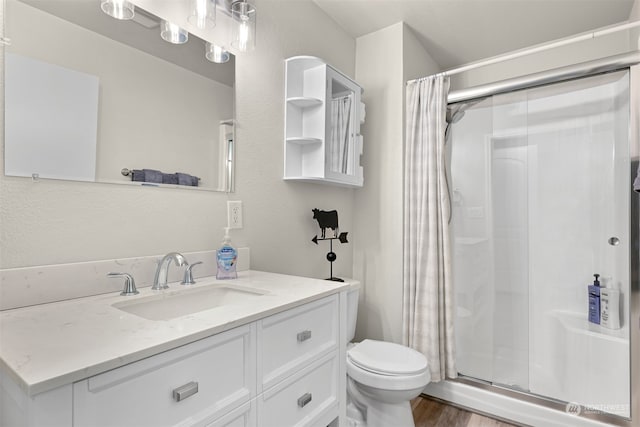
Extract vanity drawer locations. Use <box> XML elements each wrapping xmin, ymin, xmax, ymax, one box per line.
<box><xmin>258</xmin><ymin>295</ymin><xmax>338</xmax><ymax>390</ymax></box>
<box><xmin>205</xmin><ymin>400</ymin><xmax>256</xmax><ymax>427</ymax></box>
<box><xmin>73</xmin><ymin>324</ymin><xmax>256</xmax><ymax>427</ymax></box>
<box><xmin>257</xmin><ymin>352</ymin><xmax>338</xmax><ymax>427</ymax></box>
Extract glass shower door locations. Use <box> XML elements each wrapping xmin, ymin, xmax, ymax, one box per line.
<box><xmin>450</xmin><ymin>90</ymin><xmax>531</xmax><ymax>392</ymax></box>
<box><xmin>450</xmin><ymin>70</ymin><xmax>631</xmax><ymax>417</ymax></box>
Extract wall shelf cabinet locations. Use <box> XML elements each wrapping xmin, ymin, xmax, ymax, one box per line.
<box><xmin>284</xmin><ymin>56</ymin><xmax>364</xmax><ymax>187</ymax></box>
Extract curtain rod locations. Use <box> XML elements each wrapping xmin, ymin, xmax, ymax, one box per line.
<box><xmin>448</xmin><ymin>51</ymin><xmax>640</xmax><ymax>104</ymax></box>
<box><xmin>408</xmin><ymin>20</ymin><xmax>640</xmax><ymax>84</ymax></box>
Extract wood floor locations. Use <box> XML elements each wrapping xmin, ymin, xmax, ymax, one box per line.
<box><xmin>412</xmin><ymin>395</ymin><xmax>519</xmax><ymax>427</ymax></box>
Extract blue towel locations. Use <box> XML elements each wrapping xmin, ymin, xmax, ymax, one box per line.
<box><xmin>177</xmin><ymin>172</ymin><xmax>199</xmax><ymax>187</ymax></box>
<box><xmin>131</xmin><ymin>169</ymin><xmax>145</xmax><ymax>182</ymax></box>
<box><xmin>142</xmin><ymin>169</ymin><xmax>163</xmax><ymax>183</ymax></box>
<box><xmin>162</xmin><ymin>173</ymin><xmax>178</xmax><ymax>185</ymax></box>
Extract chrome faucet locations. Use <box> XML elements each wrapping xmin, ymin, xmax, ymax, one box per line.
<box><xmin>152</xmin><ymin>252</ymin><xmax>187</xmax><ymax>290</ymax></box>
<box><xmin>181</xmin><ymin>261</ymin><xmax>203</xmax><ymax>285</ymax></box>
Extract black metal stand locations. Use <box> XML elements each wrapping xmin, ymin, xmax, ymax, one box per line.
<box><xmin>312</xmin><ymin>232</ymin><xmax>349</xmax><ymax>282</ymax></box>
<box><xmin>325</xmin><ymin>239</ymin><xmax>344</xmax><ymax>282</ymax></box>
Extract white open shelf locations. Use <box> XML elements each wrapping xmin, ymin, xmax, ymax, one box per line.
<box><xmin>286</xmin><ymin>137</ymin><xmax>322</xmax><ymax>145</ymax></box>
<box><xmin>287</xmin><ymin>97</ymin><xmax>323</xmax><ymax>108</ymax></box>
<box><xmin>283</xmin><ymin>56</ymin><xmax>364</xmax><ymax>188</ymax></box>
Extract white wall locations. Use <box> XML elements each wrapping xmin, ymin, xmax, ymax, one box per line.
<box><xmin>632</xmin><ymin>0</ymin><xmax>640</xmax><ymax>49</ymax></box>
<box><xmin>0</xmin><ymin>0</ymin><xmax>357</xmax><ymax>284</ymax></box>
<box><xmin>450</xmin><ymin>30</ymin><xmax>633</xmax><ymax>91</ymax></box>
<box><xmin>352</xmin><ymin>23</ymin><xmax>440</xmax><ymax>343</ymax></box>
<box><xmin>633</xmin><ymin>0</ymin><xmax>640</xmax><ymax>163</ymax></box>
<box><xmin>234</xmin><ymin>0</ymin><xmax>356</xmax><ymax>279</ymax></box>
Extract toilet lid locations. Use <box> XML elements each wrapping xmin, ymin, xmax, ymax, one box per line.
<box><xmin>347</xmin><ymin>339</ymin><xmax>428</xmax><ymax>376</ymax></box>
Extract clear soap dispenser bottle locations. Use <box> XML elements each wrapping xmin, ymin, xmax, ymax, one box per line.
<box><xmin>216</xmin><ymin>227</ymin><xmax>238</xmax><ymax>280</ymax></box>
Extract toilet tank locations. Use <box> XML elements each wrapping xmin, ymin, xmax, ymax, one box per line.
<box><xmin>347</xmin><ymin>282</ymin><xmax>360</xmax><ymax>343</ymax></box>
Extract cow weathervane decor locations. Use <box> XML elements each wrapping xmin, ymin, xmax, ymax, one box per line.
<box><xmin>311</xmin><ymin>209</ymin><xmax>349</xmax><ymax>282</ymax></box>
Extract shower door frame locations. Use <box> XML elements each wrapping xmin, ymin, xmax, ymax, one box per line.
<box><xmin>442</xmin><ymin>55</ymin><xmax>640</xmax><ymax>427</ymax></box>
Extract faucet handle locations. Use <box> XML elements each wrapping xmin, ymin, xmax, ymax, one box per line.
<box><xmin>181</xmin><ymin>262</ymin><xmax>203</xmax><ymax>286</ymax></box>
<box><xmin>108</xmin><ymin>272</ymin><xmax>139</xmax><ymax>296</ymax></box>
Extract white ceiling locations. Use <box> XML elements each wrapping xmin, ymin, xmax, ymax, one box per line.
<box><xmin>312</xmin><ymin>0</ymin><xmax>636</xmax><ymax>70</ymax></box>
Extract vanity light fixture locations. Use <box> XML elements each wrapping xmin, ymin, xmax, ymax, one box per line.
<box><xmin>100</xmin><ymin>0</ymin><xmax>134</xmax><ymax>20</ymax></box>
<box><xmin>205</xmin><ymin>42</ymin><xmax>230</xmax><ymax>63</ymax></box>
<box><xmin>188</xmin><ymin>0</ymin><xmax>216</xmax><ymax>29</ymax></box>
<box><xmin>230</xmin><ymin>0</ymin><xmax>256</xmax><ymax>52</ymax></box>
<box><xmin>160</xmin><ymin>20</ymin><xmax>189</xmax><ymax>44</ymax></box>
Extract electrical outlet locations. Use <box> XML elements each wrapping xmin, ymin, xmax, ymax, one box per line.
<box><xmin>227</xmin><ymin>200</ymin><xmax>243</xmax><ymax>229</ymax></box>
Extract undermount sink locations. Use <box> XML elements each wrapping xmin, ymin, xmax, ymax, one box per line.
<box><xmin>112</xmin><ymin>284</ymin><xmax>269</xmax><ymax>321</ymax></box>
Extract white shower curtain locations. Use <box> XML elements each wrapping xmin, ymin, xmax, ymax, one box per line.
<box><xmin>330</xmin><ymin>95</ymin><xmax>353</xmax><ymax>174</ymax></box>
<box><xmin>403</xmin><ymin>75</ymin><xmax>456</xmax><ymax>382</ymax></box>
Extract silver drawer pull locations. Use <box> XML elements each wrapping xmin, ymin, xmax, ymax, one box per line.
<box><xmin>173</xmin><ymin>381</ymin><xmax>198</xmax><ymax>402</ymax></box>
<box><xmin>297</xmin><ymin>330</ymin><xmax>312</xmax><ymax>342</ymax></box>
<box><xmin>297</xmin><ymin>392</ymin><xmax>312</xmax><ymax>408</ymax></box>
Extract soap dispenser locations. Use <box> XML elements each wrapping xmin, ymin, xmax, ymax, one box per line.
<box><xmin>216</xmin><ymin>227</ymin><xmax>238</xmax><ymax>280</ymax></box>
<box><xmin>588</xmin><ymin>274</ymin><xmax>601</xmax><ymax>324</ymax></box>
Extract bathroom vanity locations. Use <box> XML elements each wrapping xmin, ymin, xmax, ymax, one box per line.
<box><xmin>0</xmin><ymin>271</ymin><xmax>351</xmax><ymax>427</ymax></box>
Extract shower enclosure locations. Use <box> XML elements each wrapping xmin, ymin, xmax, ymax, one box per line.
<box><xmin>449</xmin><ymin>69</ymin><xmax>633</xmax><ymax>420</ymax></box>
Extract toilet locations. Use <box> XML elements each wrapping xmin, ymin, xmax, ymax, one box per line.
<box><xmin>346</xmin><ymin>284</ymin><xmax>431</xmax><ymax>427</ymax></box>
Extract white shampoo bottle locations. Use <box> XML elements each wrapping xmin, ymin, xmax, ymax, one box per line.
<box><xmin>600</xmin><ymin>287</ymin><xmax>621</xmax><ymax>330</ymax></box>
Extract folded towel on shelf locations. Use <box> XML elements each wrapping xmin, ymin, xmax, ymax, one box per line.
<box><xmin>162</xmin><ymin>173</ymin><xmax>178</xmax><ymax>185</ymax></box>
<box><xmin>177</xmin><ymin>172</ymin><xmax>199</xmax><ymax>186</ymax></box>
<box><xmin>142</xmin><ymin>169</ymin><xmax>163</xmax><ymax>183</ymax></box>
<box><xmin>127</xmin><ymin>168</ymin><xmax>199</xmax><ymax>186</ymax></box>
<box><xmin>131</xmin><ymin>169</ymin><xmax>145</xmax><ymax>182</ymax></box>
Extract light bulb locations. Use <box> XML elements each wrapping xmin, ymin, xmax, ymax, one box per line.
<box><xmin>160</xmin><ymin>20</ymin><xmax>188</xmax><ymax>44</ymax></box>
<box><xmin>238</xmin><ymin>19</ymin><xmax>249</xmax><ymax>52</ymax></box>
<box><xmin>101</xmin><ymin>0</ymin><xmax>134</xmax><ymax>20</ymax></box>
<box><xmin>205</xmin><ymin>42</ymin><xmax>230</xmax><ymax>63</ymax></box>
<box><xmin>231</xmin><ymin>1</ymin><xmax>256</xmax><ymax>52</ymax></box>
<box><xmin>188</xmin><ymin>0</ymin><xmax>215</xmax><ymax>30</ymax></box>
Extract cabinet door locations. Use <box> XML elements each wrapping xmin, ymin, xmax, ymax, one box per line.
<box><xmin>258</xmin><ymin>295</ymin><xmax>338</xmax><ymax>391</ymax></box>
<box><xmin>205</xmin><ymin>400</ymin><xmax>256</xmax><ymax>427</ymax></box>
<box><xmin>324</xmin><ymin>66</ymin><xmax>362</xmax><ymax>186</ymax></box>
<box><xmin>73</xmin><ymin>325</ymin><xmax>256</xmax><ymax>427</ymax></box>
<box><xmin>257</xmin><ymin>352</ymin><xmax>338</xmax><ymax>427</ymax></box>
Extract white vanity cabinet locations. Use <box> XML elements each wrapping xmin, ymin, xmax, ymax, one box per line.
<box><xmin>283</xmin><ymin>56</ymin><xmax>364</xmax><ymax>187</ymax></box>
<box><xmin>1</xmin><ymin>292</ymin><xmax>344</xmax><ymax>427</ymax></box>
<box><xmin>73</xmin><ymin>325</ymin><xmax>256</xmax><ymax>427</ymax></box>
<box><xmin>257</xmin><ymin>295</ymin><xmax>340</xmax><ymax>427</ymax></box>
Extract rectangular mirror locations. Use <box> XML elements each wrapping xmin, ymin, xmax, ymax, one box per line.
<box><xmin>4</xmin><ymin>0</ymin><xmax>235</xmax><ymax>192</ymax></box>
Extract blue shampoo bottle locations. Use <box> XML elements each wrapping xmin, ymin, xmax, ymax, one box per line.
<box><xmin>588</xmin><ymin>273</ymin><xmax>601</xmax><ymax>324</ymax></box>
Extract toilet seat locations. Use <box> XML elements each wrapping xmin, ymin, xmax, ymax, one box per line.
<box><xmin>346</xmin><ymin>340</ymin><xmax>431</xmax><ymax>391</ymax></box>
<box><xmin>348</xmin><ymin>340</ymin><xmax>428</xmax><ymax>376</ymax></box>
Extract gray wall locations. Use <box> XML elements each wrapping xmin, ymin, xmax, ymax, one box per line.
<box><xmin>353</xmin><ymin>23</ymin><xmax>440</xmax><ymax>344</ymax></box>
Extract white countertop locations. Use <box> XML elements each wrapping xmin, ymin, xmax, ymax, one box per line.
<box><xmin>0</xmin><ymin>270</ymin><xmax>351</xmax><ymax>396</ymax></box>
